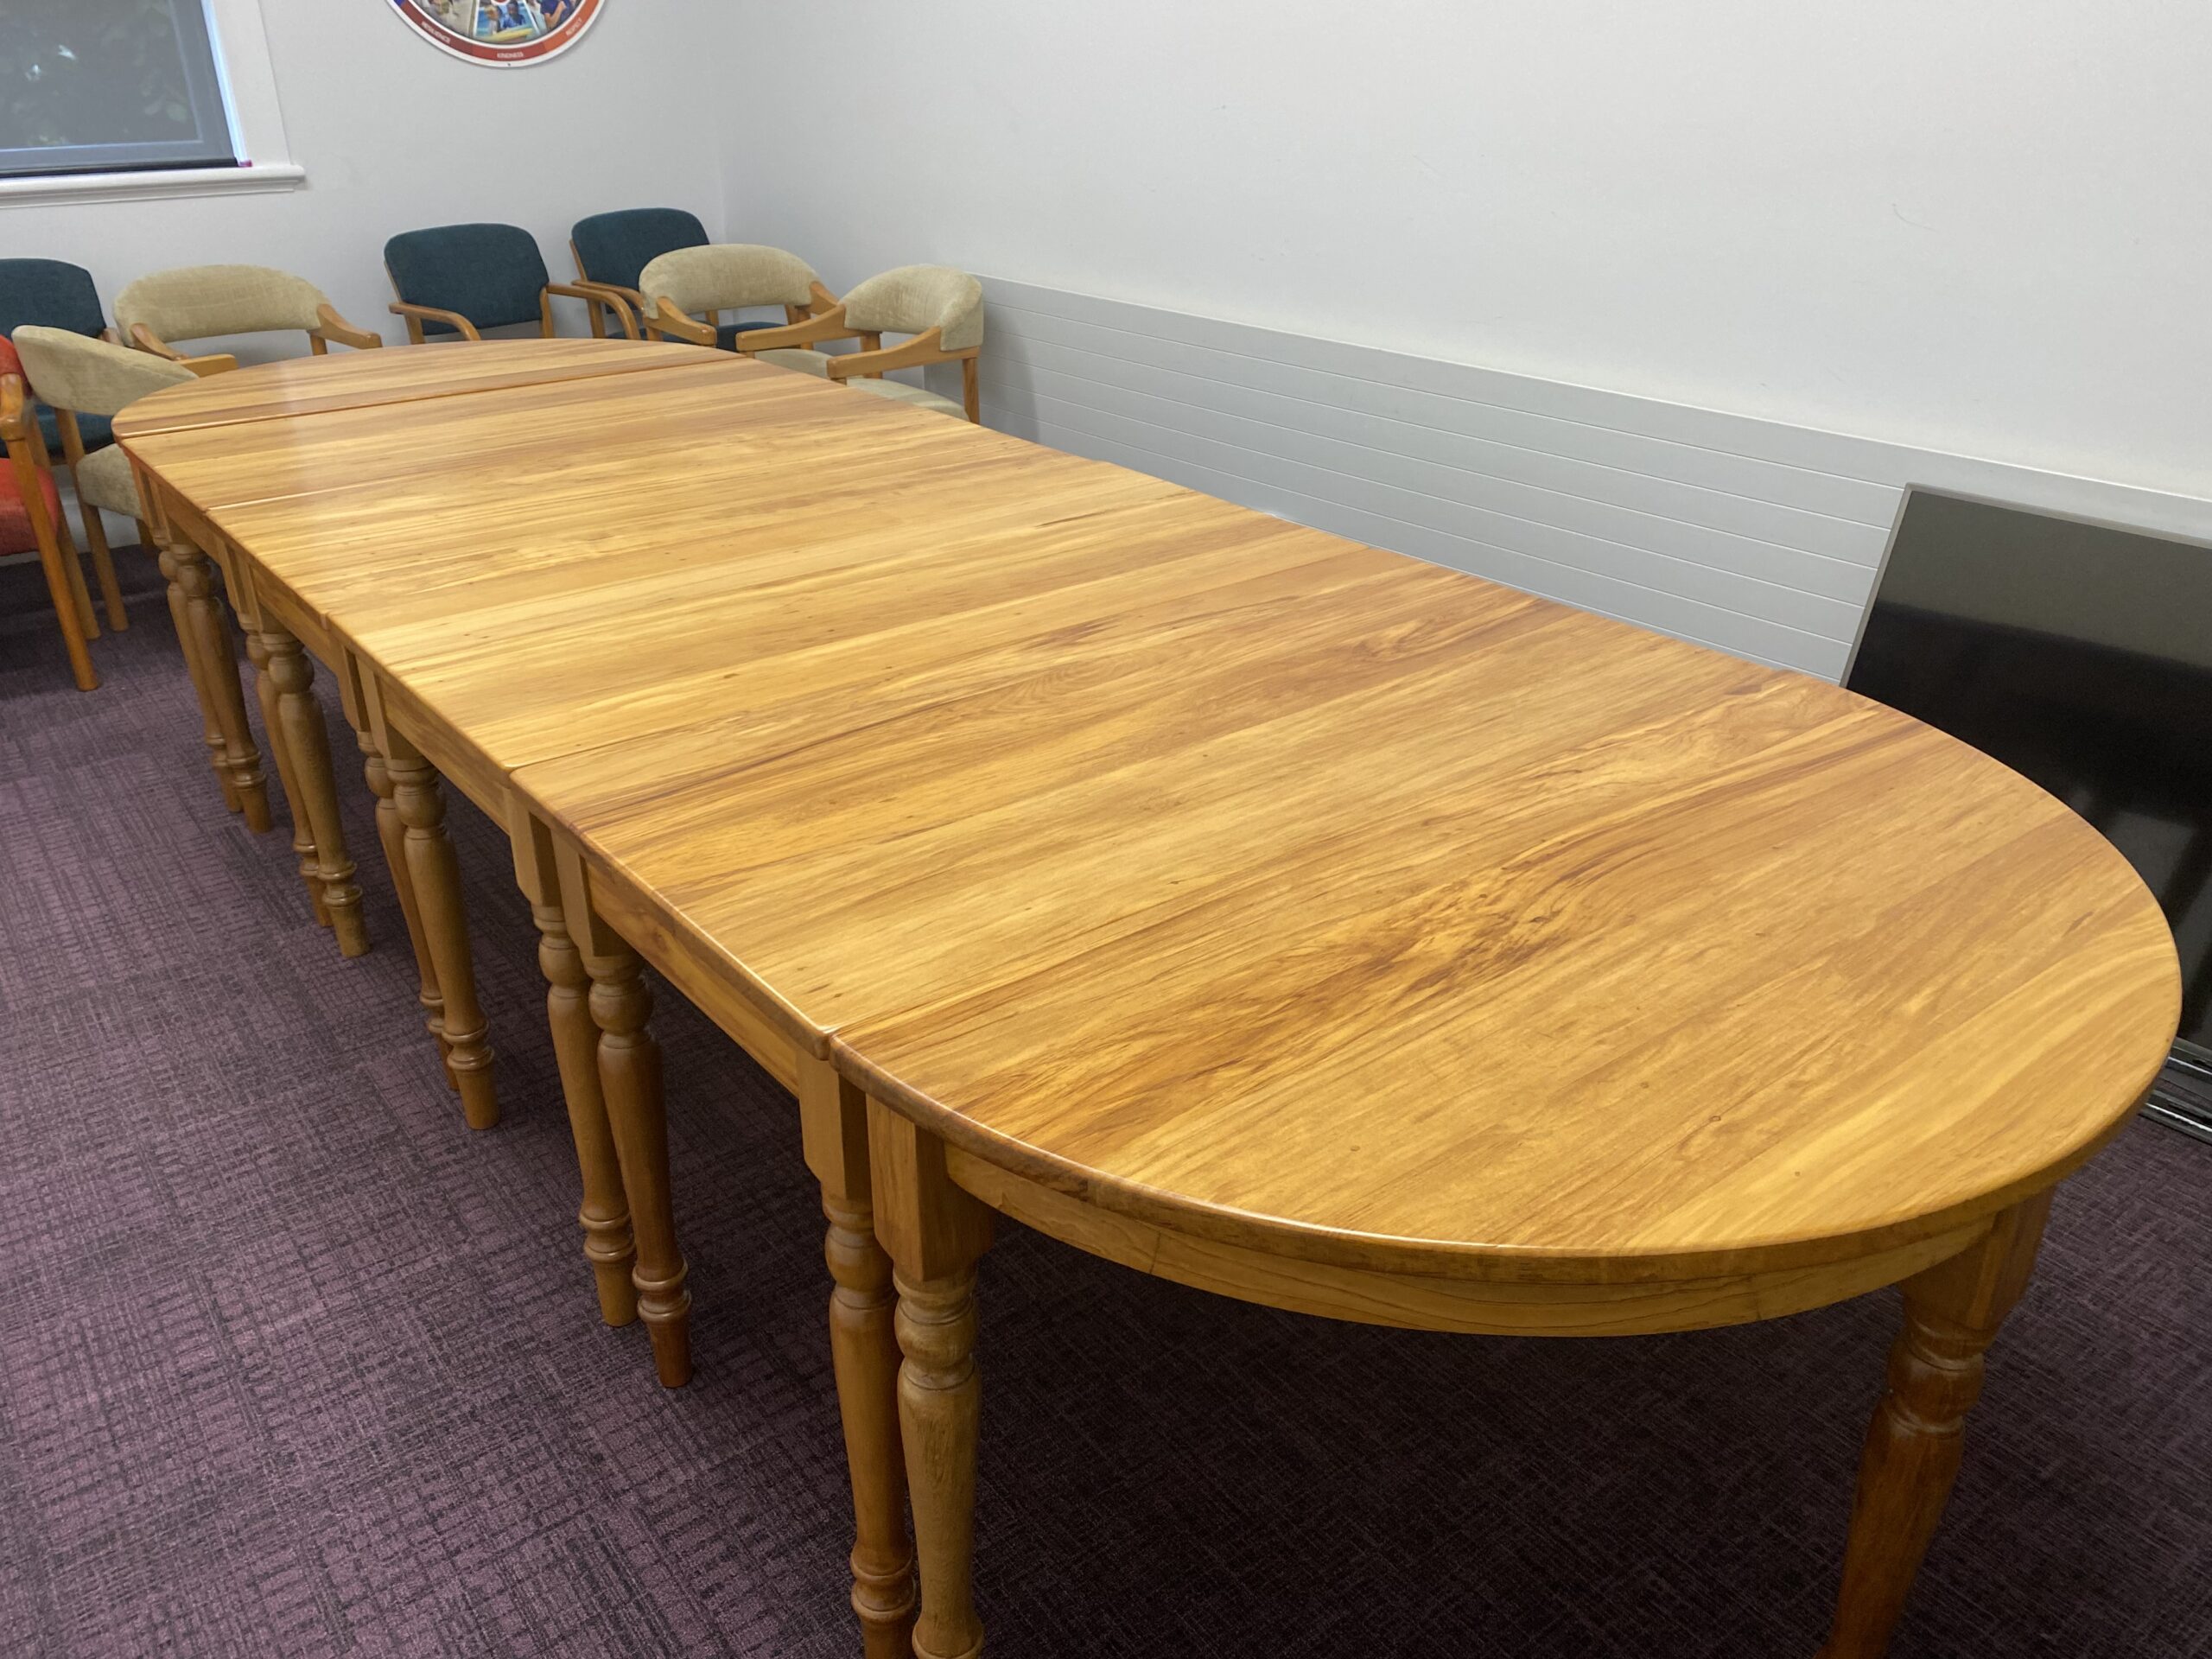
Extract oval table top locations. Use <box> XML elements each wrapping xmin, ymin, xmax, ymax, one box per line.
<box><xmin>123</xmin><ymin>341</ymin><xmax>2183</xmax><ymax>1288</ymax></box>
<box><xmin>530</xmin><ymin>531</ymin><xmax>2180</xmax><ymax>1285</ymax></box>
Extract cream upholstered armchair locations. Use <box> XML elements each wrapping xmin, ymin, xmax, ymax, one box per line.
<box><xmin>732</xmin><ymin>264</ymin><xmax>983</xmax><ymax>422</ymax></box>
<box><xmin>115</xmin><ymin>264</ymin><xmax>381</xmax><ymax>372</ymax></box>
<box><xmin>10</xmin><ymin>326</ymin><xmax>197</xmax><ymax>638</ymax></box>
<box><xmin>636</xmin><ymin>244</ymin><xmax>840</xmax><ymax>354</ymax></box>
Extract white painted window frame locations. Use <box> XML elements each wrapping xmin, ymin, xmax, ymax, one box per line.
<box><xmin>0</xmin><ymin>0</ymin><xmax>303</xmax><ymax>208</ymax></box>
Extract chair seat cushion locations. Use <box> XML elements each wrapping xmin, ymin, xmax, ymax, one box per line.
<box><xmin>715</xmin><ymin>320</ymin><xmax>779</xmax><ymax>351</ymax></box>
<box><xmin>753</xmin><ymin>347</ymin><xmax>832</xmax><ymax>377</ymax></box>
<box><xmin>37</xmin><ymin>404</ymin><xmax>111</xmax><ymax>457</ymax></box>
<box><xmin>72</xmin><ymin>443</ymin><xmax>142</xmax><ymax>517</ymax></box>
<box><xmin>847</xmin><ymin>376</ymin><xmax>968</xmax><ymax>420</ymax></box>
<box><xmin>0</xmin><ymin>451</ymin><xmax>65</xmax><ymax>559</ymax></box>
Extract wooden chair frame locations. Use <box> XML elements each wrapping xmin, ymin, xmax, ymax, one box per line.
<box><xmin>48</xmin><ymin>404</ymin><xmax>130</xmax><ymax>632</ymax></box>
<box><xmin>389</xmin><ymin>279</ymin><xmax>639</xmax><ymax>346</ymax></box>
<box><xmin>641</xmin><ymin>281</ymin><xmax>841</xmax><ymax>348</ymax></box>
<box><xmin>1</xmin><ymin>374</ymin><xmax>102</xmax><ymax>690</ymax></box>
<box><xmin>128</xmin><ymin>302</ymin><xmax>382</xmax><ymax>372</ymax></box>
<box><xmin>821</xmin><ymin>324</ymin><xmax>983</xmax><ymax>423</ymax></box>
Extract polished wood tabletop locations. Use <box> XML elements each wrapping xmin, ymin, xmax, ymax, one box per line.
<box><xmin>115</xmin><ymin>336</ymin><xmax>707</xmax><ymax>435</ymax></box>
<box><xmin>119</xmin><ymin>340</ymin><xmax>2183</xmax><ymax>1659</ymax></box>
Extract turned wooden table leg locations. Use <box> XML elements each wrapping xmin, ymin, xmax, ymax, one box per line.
<box><xmin>587</xmin><ymin>941</ymin><xmax>690</xmax><ymax>1383</ymax></box>
<box><xmin>259</xmin><ymin>626</ymin><xmax>368</xmax><ymax>956</ymax></box>
<box><xmin>359</xmin><ymin>732</ymin><xmax>454</xmax><ymax>1087</ymax></box>
<box><xmin>166</xmin><ymin>538</ymin><xmax>268</xmax><ymax>828</ymax></box>
<box><xmin>871</xmin><ymin>1098</ymin><xmax>994</xmax><ymax>1659</ymax></box>
<box><xmin>1818</xmin><ymin>1192</ymin><xmax>2053</xmax><ymax>1659</ymax></box>
<box><xmin>245</xmin><ymin>629</ymin><xmax>330</xmax><ymax>926</ymax></box>
<box><xmin>156</xmin><ymin>543</ymin><xmax>238</xmax><ymax>813</ymax></box>
<box><xmin>383</xmin><ymin>729</ymin><xmax>498</xmax><ymax>1128</ymax></box>
<box><xmin>554</xmin><ymin>839</ymin><xmax>688</xmax><ymax>1385</ymax></box>
<box><xmin>515</xmin><ymin>810</ymin><xmax>638</xmax><ymax>1325</ymax></box>
<box><xmin>538</xmin><ymin>899</ymin><xmax>640</xmax><ymax>1325</ymax></box>
<box><xmin>802</xmin><ymin>1059</ymin><xmax>917</xmax><ymax>1657</ymax></box>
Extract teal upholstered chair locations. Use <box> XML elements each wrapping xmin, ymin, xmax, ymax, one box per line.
<box><xmin>384</xmin><ymin>222</ymin><xmax>635</xmax><ymax>343</ymax></box>
<box><xmin>0</xmin><ymin>258</ymin><xmax>117</xmax><ymax>457</ymax></box>
<box><xmin>569</xmin><ymin>208</ymin><xmax>713</xmax><ymax>341</ymax></box>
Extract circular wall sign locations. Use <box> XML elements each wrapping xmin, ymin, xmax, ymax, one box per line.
<box><xmin>391</xmin><ymin>0</ymin><xmax>604</xmax><ymax>66</ymax></box>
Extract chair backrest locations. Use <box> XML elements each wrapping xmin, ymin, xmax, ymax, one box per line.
<box><xmin>0</xmin><ymin>258</ymin><xmax>106</xmax><ymax>341</ymax></box>
<box><xmin>384</xmin><ymin>223</ymin><xmax>550</xmax><ymax>334</ymax></box>
<box><xmin>12</xmin><ymin>325</ymin><xmax>197</xmax><ymax>419</ymax></box>
<box><xmin>639</xmin><ymin>245</ymin><xmax>818</xmax><ymax>318</ymax></box>
<box><xmin>572</xmin><ymin>208</ymin><xmax>709</xmax><ymax>295</ymax></box>
<box><xmin>115</xmin><ymin>264</ymin><xmax>330</xmax><ymax>346</ymax></box>
<box><xmin>842</xmin><ymin>265</ymin><xmax>983</xmax><ymax>350</ymax></box>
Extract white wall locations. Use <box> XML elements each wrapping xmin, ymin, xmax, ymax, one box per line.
<box><xmin>718</xmin><ymin>0</ymin><xmax>2212</xmax><ymax>504</ymax></box>
<box><xmin>0</xmin><ymin>0</ymin><xmax>728</xmax><ymax>355</ymax></box>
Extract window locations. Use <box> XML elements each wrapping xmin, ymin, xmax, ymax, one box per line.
<box><xmin>0</xmin><ymin>0</ymin><xmax>238</xmax><ymax>180</ymax></box>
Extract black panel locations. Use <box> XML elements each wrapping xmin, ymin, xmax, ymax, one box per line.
<box><xmin>1847</xmin><ymin>490</ymin><xmax>2211</xmax><ymax>1060</ymax></box>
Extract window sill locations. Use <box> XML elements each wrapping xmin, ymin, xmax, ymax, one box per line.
<box><xmin>0</xmin><ymin>162</ymin><xmax>305</xmax><ymax>208</ymax></box>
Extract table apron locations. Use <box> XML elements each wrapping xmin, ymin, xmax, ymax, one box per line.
<box><xmin>943</xmin><ymin>1146</ymin><xmax>1992</xmax><ymax>1338</ymax></box>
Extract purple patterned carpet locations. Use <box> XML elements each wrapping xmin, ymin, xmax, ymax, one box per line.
<box><xmin>2</xmin><ymin>551</ymin><xmax>2209</xmax><ymax>1657</ymax></box>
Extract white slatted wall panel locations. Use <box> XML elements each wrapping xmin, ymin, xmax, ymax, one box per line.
<box><xmin>963</xmin><ymin>278</ymin><xmax>2212</xmax><ymax>679</ymax></box>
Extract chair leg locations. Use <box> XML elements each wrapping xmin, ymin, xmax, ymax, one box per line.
<box><xmin>60</xmin><ymin>518</ymin><xmax>99</xmax><ymax>641</ymax></box>
<box><xmin>29</xmin><ymin>509</ymin><xmax>99</xmax><ymax>690</ymax></box>
<box><xmin>78</xmin><ymin>503</ymin><xmax>128</xmax><ymax>631</ymax></box>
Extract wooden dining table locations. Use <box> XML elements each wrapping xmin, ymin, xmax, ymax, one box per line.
<box><xmin>119</xmin><ymin>338</ymin><xmax>2181</xmax><ymax>1659</ymax></box>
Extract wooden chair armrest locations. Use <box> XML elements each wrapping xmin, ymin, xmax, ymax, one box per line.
<box><xmin>544</xmin><ymin>282</ymin><xmax>639</xmax><ymax>340</ymax></box>
<box><xmin>312</xmin><ymin>304</ymin><xmax>383</xmax><ymax>350</ymax></box>
<box><xmin>126</xmin><ymin>323</ymin><xmax>190</xmax><ymax>362</ymax></box>
<box><xmin>825</xmin><ymin>327</ymin><xmax>973</xmax><ymax>381</ymax></box>
<box><xmin>124</xmin><ymin>324</ymin><xmax>236</xmax><ymax>374</ymax></box>
<box><xmin>571</xmin><ymin>279</ymin><xmax>645</xmax><ymax>310</ymax></box>
<box><xmin>0</xmin><ymin>372</ymin><xmax>25</xmax><ymax>442</ymax></box>
<box><xmin>730</xmin><ymin>303</ymin><xmax>858</xmax><ymax>354</ymax></box>
<box><xmin>388</xmin><ymin>301</ymin><xmax>482</xmax><ymax>342</ymax></box>
<box><xmin>642</xmin><ymin>296</ymin><xmax>715</xmax><ymax>346</ymax></box>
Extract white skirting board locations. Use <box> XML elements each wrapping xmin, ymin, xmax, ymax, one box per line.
<box><xmin>967</xmin><ymin>277</ymin><xmax>2212</xmax><ymax>680</ymax></box>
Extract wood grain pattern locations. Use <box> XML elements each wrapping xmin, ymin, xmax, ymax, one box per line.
<box><xmin>113</xmin><ymin>338</ymin><xmax>704</xmax><ymax>437</ymax></box>
<box><xmin>123</xmin><ymin>342</ymin><xmax>2179</xmax><ymax>1290</ymax></box>
<box><xmin>122</xmin><ymin>341</ymin><xmax>2181</xmax><ymax>1659</ymax></box>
